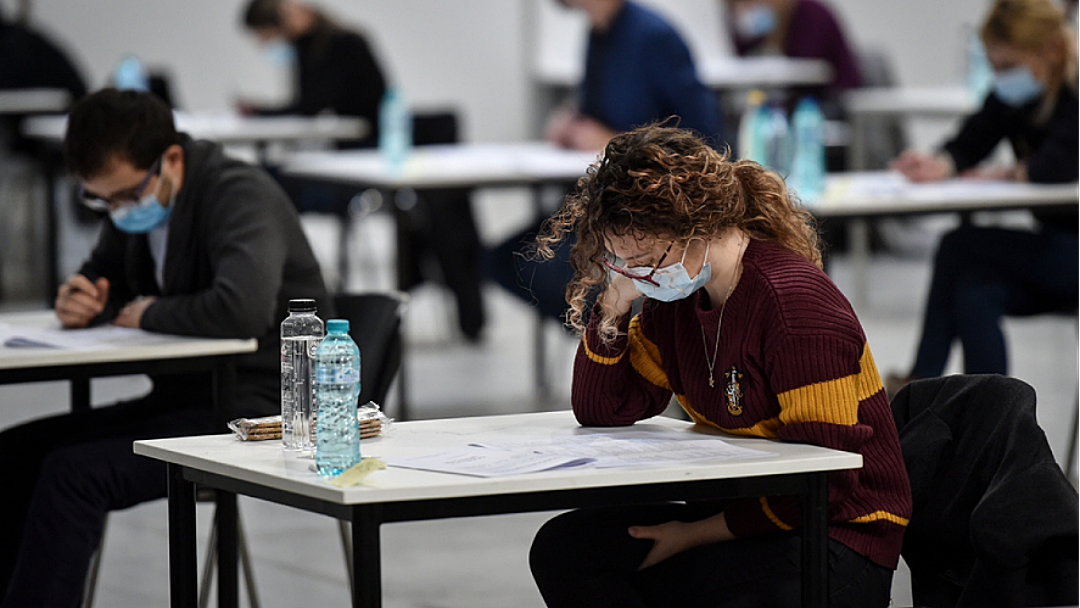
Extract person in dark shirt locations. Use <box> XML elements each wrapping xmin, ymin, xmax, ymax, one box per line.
<box><xmin>885</xmin><ymin>0</ymin><xmax>1078</xmax><ymax>396</ymax></box>
<box><xmin>492</xmin><ymin>0</ymin><xmax>724</xmax><ymax>324</ymax></box>
<box><xmin>0</xmin><ymin>88</ymin><xmax>330</xmax><ymax>607</ymax></box>
<box><xmin>240</xmin><ymin>0</ymin><xmax>386</xmax><ymax>148</ymax></box>
<box><xmin>724</xmin><ymin>0</ymin><xmax>861</xmax><ymax>110</ymax></box>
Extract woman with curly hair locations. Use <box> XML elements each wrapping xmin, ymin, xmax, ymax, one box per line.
<box><xmin>529</xmin><ymin>124</ymin><xmax>911</xmax><ymax>608</ymax></box>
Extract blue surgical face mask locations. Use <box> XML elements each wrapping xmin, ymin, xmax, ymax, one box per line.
<box><xmin>736</xmin><ymin>4</ymin><xmax>778</xmax><ymax>39</ymax></box>
<box><xmin>110</xmin><ymin>178</ymin><xmax>173</xmax><ymax>234</ymax></box>
<box><xmin>992</xmin><ymin>65</ymin><xmax>1045</xmax><ymax>106</ymax></box>
<box><xmin>635</xmin><ymin>242</ymin><xmax>712</xmax><ymax>302</ymax></box>
<box><xmin>262</xmin><ymin>39</ymin><xmax>296</xmax><ymax>68</ymax></box>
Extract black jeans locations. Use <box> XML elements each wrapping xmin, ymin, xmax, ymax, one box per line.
<box><xmin>530</xmin><ymin>504</ymin><xmax>894</xmax><ymax>608</ymax></box>
<box><xmin>0</xmin><ymin>385</ymin><xmax>216</xmax><ymax>608</ymax></box>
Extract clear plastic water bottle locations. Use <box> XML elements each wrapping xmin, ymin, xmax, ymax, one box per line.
<box><xmin>315</xmin><ymin>319</ymin><xmax>362</xmax><ymax>476</ymax></box>
<box><xmin>789</xmin><ymin>97</ymin><xmax>826</xmax><ymax>202</ymax></box>
<box><xmin>738</xmin><ymin>89</ymin><xmax>767</xmax><ymax>162</ymax></box>
<box><xmin>113</xmin><ymin>55</ymin><xmax>150</xmax><ymax>91</ymax></box>
<box><xmin>281</xmin><ymin>299</ymin><xmax>324</xmax><ymax>452</ymax></box>
<box><xmin>378</xmin><ymin>86</ymin><xmax>412</xmax><ymax>171</ymax></box>
<box><xmin>964</xmin><ymin>27</ymin><xmax>994</xmax><ymax>99</ymax></box>
<box><xmin>761</xmin><ymin>102</ymin><xmax>793</xmax><ymax>176</ymax></box>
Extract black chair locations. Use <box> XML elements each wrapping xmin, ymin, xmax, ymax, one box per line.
<box><xmin>892</xmin><ymin>374</ymin><xmax>1079</xmax><ymax>608</ymax></box>
<box><xmin>84</xmin><ymin>291</ymin><xmax>408</xmax><ymax>607</ymax></box>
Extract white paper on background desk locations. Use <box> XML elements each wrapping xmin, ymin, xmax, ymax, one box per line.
<box><xmin>0</xmin><ymin>323</ymin><xmax>159</xmax><ymax>350</ymax></box>
<box><xmin>387</xmin><ymin>430</ymin><xmax>777</xmax><ymax>478</ymax></box>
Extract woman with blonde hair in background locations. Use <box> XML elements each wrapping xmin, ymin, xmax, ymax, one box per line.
<box><xmin>886</xmin><ymin>0</ymin><xmax>1078</xmax><ymax>396</ymax></box>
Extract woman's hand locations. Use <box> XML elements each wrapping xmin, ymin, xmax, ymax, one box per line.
<box><xmin>890</xmin><ymin>150</ymin><xmax>953</xmax><ymax>183</ymax></box>
<box><xmin>54</xmin><ymin>275</ymin><xmax>109</xmax><ymax>328</ymax></box>
<box><xmin>599</xmin><ymin>273</ymin><xmax>641</xmax><ymax>319</ymax></box>
<box><xmin>629</xmin><ymin>512</ymin><xmax>734</xmax><ymax>571</ymax></box>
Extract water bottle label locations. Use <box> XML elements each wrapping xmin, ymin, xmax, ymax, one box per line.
<box><xmin>317</xmin><ymin>366</ymin><xmax>359</xmax><ymax>385</ymax></box>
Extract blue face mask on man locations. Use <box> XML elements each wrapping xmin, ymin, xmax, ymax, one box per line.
<box><xmin>736</xmin><ymin>4</ymin><xmax>778</xmax><ymax>39</ymax></box>
<box><xmin>992</xmin><ymin>65</ymin><xmax>1045</xmax><ymax>106</ymax></box>
<box><xmin>262</xmin><ymin>39</ymin><xmax>297</xmax><ymax>68</ymax></box>
<box><xmin>109</xmin><ymin>177</ymin><xmax>173</xmax><ymax>234</ymax></box>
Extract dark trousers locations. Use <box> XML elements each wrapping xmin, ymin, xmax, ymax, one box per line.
<box><xmin>487</xmin><ymin>221</ymin><xmax>578</xmax><ymax>324</ymax></box>
<box><xmin>0</xmin><ymin>387</ymin><xmax>215</xmax><ymax>608</ymax></box>
<box><xmin>910</xmin><ymin>224</ymin><xmax>1079</xmax><ymax>378</ymax></box>
<box><xmin>530</xmin><ymin>504</ymin><xmax>894</xmax><ymax>608</ymax></box>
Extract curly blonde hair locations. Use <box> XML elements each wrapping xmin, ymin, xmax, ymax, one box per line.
<box><xmin>534</xmin><ymin>124</ymin><xmax>822</xmax><ymax>344</ymax></box>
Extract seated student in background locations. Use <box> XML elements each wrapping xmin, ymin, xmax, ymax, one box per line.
<box><xmin>885</xmin><ymin>0</ymin><xmax>1078</xmax><ymax>397</ymax></box>
<box><xmin>239</xmin><ymin>0</ymin><xmax>387</xmax><ymax>149</ymax></box>
<box><xmin>528</xmin><ymin>124</ymin><xmax>910</xmax><ymax>608</ymax></box>
<box><xmin>0</xmin><ymin>89</ymin><xmax>330</xmax><ymax>608</ymax></box>
<box><xmin>491</xmin><ymin>0</ymin><xmax>724</xmax><ymax>324</ymax></box>
<box><xmin>723</xmin><ymin>0</ymin><xmax>861</xmax><ymax>115</ymax></box>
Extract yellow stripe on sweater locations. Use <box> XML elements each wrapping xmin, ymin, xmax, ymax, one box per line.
<box><xmin>776</xmin><ymin>343</ymin><xmax>882</xmax><ymax>427</ymax></box>
<box><xmin>581</xmin><ymin>332</ymin><xmax>624</xmax><ymax>365</ymax></box>
<box><xmin>627</xmin><ymin>316</ymin><xmax>671</xmax><ymax>391</ymax></box>
<box><xmin>848</xmin><ymin>511</ymin><xmax>909</xmax><ymax>526</ymax></box>
<box><xmin>760</xmin><ymin>497</ymin><xmax>794</xmax><ymax>530</ymax></box>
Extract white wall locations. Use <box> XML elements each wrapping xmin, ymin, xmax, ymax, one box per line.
<box><xmin>15</xmin><ymin>0</ymin><xmax>991</xmax><ymax>143</ymax></box>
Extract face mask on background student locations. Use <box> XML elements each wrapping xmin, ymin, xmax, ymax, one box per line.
<box><xmin>992</xmin><ymin>65</ymin><xmax>1045</xmax><ymax>106</ymax></box>
<box><xmin>110</xmin><ymin>178</ymin><xmax>174</xmax><ymax>234</ymax></box>
<box><xmin>262</xmin><ymin>39</ymin><xmax>296</xmax><ymax>68</ymax></box>
<box><xmin>736</xmin><ymin>3</ymin><xmax>778</xmax><ymax>39</ymax></box>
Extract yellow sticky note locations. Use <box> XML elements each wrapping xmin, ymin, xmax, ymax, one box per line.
<box><xmin>326</xmin><ymin>457</ymin><xmax>387</xmax><ymax>488</ymax></box>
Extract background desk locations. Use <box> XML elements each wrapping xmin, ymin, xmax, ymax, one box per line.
<box><xmin>135</xmin><ymin>410</ymin><xmax>863</xmax><ymax>608</ymax></box>
<box><xmin>806</xmin><ymin>172</ymin><xmax>1079</xmax><ymax>306</ymax></box>
<box><xmin>0</xmin><ymin>88</ymin><xmax>71</xmax><ymax>114</ymax></box>
<box><xmin>843</xmin><ymin>87</ymin><xmax>978</xmax><ymax>170</ymax></box>
<box><xmin>19</xmin><ymin>112</ymin><xmax>367</xmax><ymax>299</ymax></box>
<box><xmin>282</xmin><ymin>142</ymin><xmax>600</xmax><ymax>403</ymax></box>
<box><xmin>0</xmin><ymin>310</ymin><xmax>256</xmax><ymax>415</ymax></box>
<box><xmin>535</xmin><ymin>55</ymin><xmax>832</xmax><ymax>91</ymax></box>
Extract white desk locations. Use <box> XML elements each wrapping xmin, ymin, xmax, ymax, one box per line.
<box><xmin>0</xmin><ymin>88</ymin><xmax>71</xmax><ymax>114</ymax></box>
<box><xmin>806</xmin><ymin>172</ymin><xmax>1079</xmax><ymax>306</ymax></box>
<box><xmin>535</xmin><ymin>55</ymin><xmax>833</xmax><ymax>90</ymax></box>
<box><xmin>843</xmin><ymin>86</ymin><xmax>979</xmax><ymax>170</ymax></box>
<box><xmin>283</xmin><ymin>142</ymin><xmax>601</xmax><ymax>404</ymax></box>
<box><xmin>20</xmin><ymin>111</ymin><xmax>367</xmax><ymax>147</ymax></box>
<box><xmin>135</xmin><ymin>410</ymin><xmax>862</xmax><ymax>608</ymax></box>
<box><xmin>0</xmin><ymin>310</ymin><xmax>257</xmax><ymax>414</ymax></box>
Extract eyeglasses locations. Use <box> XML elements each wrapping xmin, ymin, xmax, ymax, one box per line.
<box><xmin>79</xmin><ymin>157</ymin><xmax>162</xmax><ymax>212</ymax></box>
<box><xmin>603</xmin><ymin>243</ymin><xmax>673</xmax><ymax>287</ymax></box>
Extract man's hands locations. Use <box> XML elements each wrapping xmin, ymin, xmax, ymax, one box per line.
<box><xmin>55</xmin><ymin>275</ymin><xmax>109</xmax><ymax>328</ymax></box>
<box><xmin>890</xmin><ymin>150</ymin><xmax>954</xmax><ymax>183</ymax></box>
<box><xmin>55</xmin><ymin>274</ymin><xmax>156</xmax><ymax>329</ymax></box>
<box><xmin>113</xmin><ymin>296</ymin><xmax>156</xmax><ymax>328</ymax></box>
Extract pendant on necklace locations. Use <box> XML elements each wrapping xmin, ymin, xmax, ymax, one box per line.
<box><xmin>708</xmin><ymin>373</ymin><xmax>715</xmax><ymax>388</ymax></box>
<box><xmin>725</xmin><ymin>366</ymin><xmax>744</xmax><ymax>416</ymax></box>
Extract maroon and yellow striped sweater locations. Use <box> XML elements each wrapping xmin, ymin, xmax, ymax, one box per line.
<box><xmin>573</xmin><ymin>239</ymin><xmax>912</xmax><ymax>569</ymax></box>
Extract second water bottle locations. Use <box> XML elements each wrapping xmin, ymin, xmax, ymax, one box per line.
<box><xmin>315</xmin><ymin>319</ymin><xmax>362</xmax><ymax>476</ymax></box>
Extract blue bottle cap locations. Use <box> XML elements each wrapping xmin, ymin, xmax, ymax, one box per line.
<box><xmin>326</xmin><ymin>319</ymin><xmax>350</xmax><ymax>334</ymax></box>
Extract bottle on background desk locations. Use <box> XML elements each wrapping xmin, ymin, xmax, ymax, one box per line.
<box><xmin>113</xmin><ymin>55</ymin><xmax>150</xmax><ymax>91</ymax></box>
<box><xmin>738</xmin><ymin>89</ymin><xmax>767</xmax><ymax>163</ymax></box>
<box><xmin>789</xmin><ymin>97</ymin><xmax>826</xmax><ymax>202</ymax></box>
<box><xmin>761</xmin><ymin>101</ymin><xmax>793</xmax><ymax>177</ymax></box>
<box><xmin>315</xmin><ymin>319</ymin><xmax>362</xmax><ymax>476</ymax></box>
<box><xmin>379</xmin><ymin>86</ymin><xmax>412</xmax><ymax>171</ymax></box>
<box><xmin>281</xmin><ymin>299</ymin><xmax>324</xmax><ymax>452</ymax></box>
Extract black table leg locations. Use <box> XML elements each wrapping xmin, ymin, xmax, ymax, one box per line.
<box><xmin>168</xmin><ymin>464</ymin><xmax>197</xmax><ymax>608</ymax></box>
<box><xmin>70</xmin><ymin>376</ymin><xmax>90</xmax><ymax>413</ymax></box>
<box><xmin>801</xmin><ymin>472</ymin><xmax>829</xmax><ymax>608</ymax></box>
<box><xmin>351</xmin><ymin>504</ymin><xmax>383</xmax><ymax>608</ymax></box>
<box><xmin>216</xmin><ymin>491</ymin><xmax>239</xmax><ymax>608</ymax></box>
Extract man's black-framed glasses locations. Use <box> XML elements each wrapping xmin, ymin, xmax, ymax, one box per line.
<box><xmin>602</xmin><ymin>243</ymin><xmax>673</xmax><ymax>287</ymax></box>
<box><xmin>79</xmin><ymin>157</ymin><xmax>162</xmax><ymax>212</ymax></box>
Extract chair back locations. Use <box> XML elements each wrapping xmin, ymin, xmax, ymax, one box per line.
<box><xmin>331</xmin><ymin>291</ymin><xmax>408</xmax><ymax>406</ymax></box>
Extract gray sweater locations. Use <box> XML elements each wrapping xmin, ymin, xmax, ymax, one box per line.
<box><xmin>80</xmin><ymin>136</ymin><xmax>331</xmax><ymax>419</ymax></box>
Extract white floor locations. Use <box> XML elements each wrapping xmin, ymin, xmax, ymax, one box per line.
<box><xmin>0</xmin><ymin>192</ymin><xmax>1076</xmax><ymax>607</ymax></box>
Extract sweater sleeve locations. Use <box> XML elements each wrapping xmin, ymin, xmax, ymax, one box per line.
<box><xmin>643</xmin><ymin>27</ymin><xmax>722</xmax><ymax>141</ymax></box>
<box><xmin>723</xmin><ymin>329</ymin><xmax>881</xmax><ymax>538</ymax></box>
<box><xmin>140</xmin><ymin>175</ymin><xmax>287</xmax><ymax>339</ymax></box>
<box><xmin>571</xmin><ymin>304</ymin><xmax>676</xmax><ymax>426</ymax></box>
<box><xmin>941</xmin><ymin>95</ymin><xmax>1011</xmax><ymax>173</ymax></box>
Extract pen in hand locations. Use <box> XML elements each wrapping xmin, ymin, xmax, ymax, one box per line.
<box><xmin>55</xmin><ymin>275</ymin><xmax>110</xmax><ymax>328</ymax></box>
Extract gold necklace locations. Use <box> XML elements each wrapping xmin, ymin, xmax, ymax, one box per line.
<box><xmin>700</xmin><ymin>235</ymin><xmax>745</xmax><ymax>388</ymax></box>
